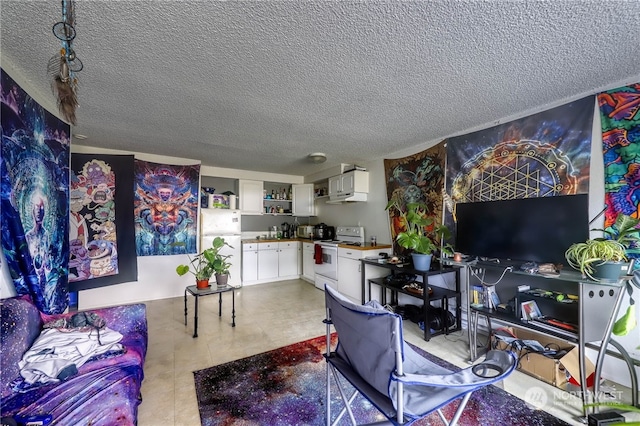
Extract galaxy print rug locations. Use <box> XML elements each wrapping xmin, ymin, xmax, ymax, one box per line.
<box><xmin>193</xmin><ymin>335</ymin><xmax>569</xmax><ymax>426</ymax></box>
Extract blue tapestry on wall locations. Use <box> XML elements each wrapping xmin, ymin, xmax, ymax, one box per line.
<box><xmin>1</xmin><ymin>69</ymin><xmax>70</xmax><ymax>314</ymax></box>
<box><xmin>133</xmin><ymin>160</ymin><xmax>200</xmax><ymax>256</ymax></box>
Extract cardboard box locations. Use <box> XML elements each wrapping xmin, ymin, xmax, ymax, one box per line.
<box><xmin>492</xmin><ymin>327</ymin><xmax>595</xmax><ymax>389</ymax></box>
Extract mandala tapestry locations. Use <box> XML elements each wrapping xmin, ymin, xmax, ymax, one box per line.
<box><xmin>1</xmin><ymin>69</ymin><xmax>70</xmax><ymax>314</ymax></box>
<box><xmin>134</xmin><ymin>160</ymin><xmax>200</xmax><ymax>256</ymax></box>
<box><xmin>446</xmin><ymin>96</ymin><xmax>595</xmax><ymax>205</ymax></box>
<box><xmin>69</xmin><ymin>154</ymin><xmax>137</xmax><ymax>291</ymax></box>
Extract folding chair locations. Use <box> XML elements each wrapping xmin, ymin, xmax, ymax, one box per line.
<box><xmin>324</xmin><ymin>284</ymin><xmax>516</xmax><ymax>426</ymax></box>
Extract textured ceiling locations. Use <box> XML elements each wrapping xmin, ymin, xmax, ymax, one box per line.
<box><xmin>1</xmin><ymin>1</ymin><xmax>639</xmax><ymax>176</ymax></box>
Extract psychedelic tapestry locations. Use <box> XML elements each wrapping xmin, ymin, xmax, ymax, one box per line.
<box><xmin>384</xmin><ymin>142</ymin><xmax>447</xmax><ymax>254</ymax></box>
<box><xmin>1</xmin><ymin>69</ymin><xmax>70</xmax><ymax>314</ymax></box>
<box><xmin>134</xmin><ymin>160</ymin><xmax>200</xmax><ymax>256</ymax></box>
<box><xmin>446</xmin><ymin>96</ymin><xmax>594</xmax><ymax>206</ymax></box>
<box><xmin>598</xmin><ymin>83</ymin><xmax>640</xmax><ymax>268</ymax></box>
<box><xmin>69</xmin><ymin>154</ymin><xmax>138</xmax><ymax>291</ymax></box>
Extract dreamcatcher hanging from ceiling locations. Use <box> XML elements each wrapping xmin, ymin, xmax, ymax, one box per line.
<box><xmin>47</xmin><ymin>0</ymin><xmax>83</xmax><ymax>125</ymax></box>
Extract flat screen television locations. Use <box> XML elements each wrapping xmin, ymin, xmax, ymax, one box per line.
<box><xmin>454</xmin><ymin>194</ymin><xmax>589</xmax><ymax>264</ymax></box>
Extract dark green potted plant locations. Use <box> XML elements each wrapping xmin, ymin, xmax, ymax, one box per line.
<box><xmin>176</xmin><ymin>237</ymin><xmax>234</xmax><ymax>289</ymax></box>
<box><xmin>176</xmin><ymin>247</ymin><xmax>216</xmax><ymax>289</ymax></box>
<box><xmin>386</xmin><ymin>197</ymin><xmax>453</xmax><ymax>271</ymax></box>
<box><xmin>210</xmin><ymin>237</ymin><xmax>234</xmax><ymax>287</ymax></box>
<box><xmin>565</xmin><ymin>213</ymin><xmax>640</xmax><ymax>281</ymax></box>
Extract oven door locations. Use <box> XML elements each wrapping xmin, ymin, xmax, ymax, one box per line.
<box><xmin>314</xmin><ymin>245</ymin><xmax>338</xmax><ymax>281</ymax></box>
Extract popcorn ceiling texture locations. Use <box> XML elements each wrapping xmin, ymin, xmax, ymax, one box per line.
<box><xmin>1</xmin><ymin>1</ymin><xmax>639</xmax><ymax>175</ymax></box>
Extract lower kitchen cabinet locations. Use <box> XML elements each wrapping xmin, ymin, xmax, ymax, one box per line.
<box><xmin>301</xmin><ymin>242</ymin><xmax>315</xmax><ymax>283</ymax></box>
<box><xmin>243</xmin><ymin>241</ymin><xmax>300</xmax><ymax>285</ymax></box>
<box><xmin>278</xmin><ymin>241</ymin><xmax>300</xmax><ymax>278</ymax></box>
<box><xmin>337</xmin><ymin>246</ymin><xmax>392</xmax><ymax>303</ymax></box>
<box><xmin>242</xmin><ymin>243</ymin><xmax>259</xmax><ymax>283</ymax></box>
<box><xmin>258</xmin><ymin>242</ymin><xmax>279</xmax><ymax>280</ymax></box>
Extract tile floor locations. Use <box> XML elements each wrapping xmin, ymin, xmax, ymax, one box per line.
<box><xmin>137</xmin><ymin>279</ymin><xmax>633</xmax><ymax>425</ymax></box>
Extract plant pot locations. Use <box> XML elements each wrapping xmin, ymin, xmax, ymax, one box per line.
<box><xmin>411</xmin><ymin>253</ymin><xmax>433</xmax><ymax>272</ymax></box>
<box><xmin>215</xmin><ymin>273</ymin><xmax>229</xmax><ymax>287</ymax></box>
<box><xmin>592</xmin><ymin>261</ymin><xmax>629</xmax><ymax>281</ymax></box>
<box><xmin>196</xmin><ymin>279</ymin><xmax>210</xmax><ymax>289</ymax></box>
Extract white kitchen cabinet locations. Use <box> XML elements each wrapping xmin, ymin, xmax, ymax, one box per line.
<box><xmin>257</xmin><ymin>242</ymin><xmax>279</xmax><ymax>280</ymax></box>
<box><xmin>302</xmin><ymin>242</ymin><xmax>315</xmax><ymax>283</ymax></box>
<box><xmin>337</xmin><ymin>246</ymin><xmax>391</xmax><ymax>303</ymax></box>
<box><xmin>278</xmin><ymin>241</ymin><xmax>300</xmax><ymax>278</ymax></box>
<box><xmin>244</xmin><ymin>241</ymin><xmax>301</xmax><ymax>285</ymax></box>
<box><xmin>328</xmin><ymin>170</ymin><xmax>369</xmax><ymax>198</ymax></box>
<box><xmin>328</xmin><ymin>175</ymin><xmax>341</xmax><ymax>197</ymax></box>
<box><xmin>292</xmin><ymin>184</ymin><xmax>316</xmax><ymax>216</ymax></box>
<box><xmin>242</xmin><ymin>243</ymin><xmax>258</xmax><ymax>283</ymax></box>
<box><xmin>239</xmin><ymin>180</ymin><xmax>263</xmax><ymax>215</ymax></box>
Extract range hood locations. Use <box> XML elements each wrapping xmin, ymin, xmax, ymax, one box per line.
<box><xmin>327</xmin><ymin>191</ymin><xmax>368</xmax><ymax>204</ymax></box>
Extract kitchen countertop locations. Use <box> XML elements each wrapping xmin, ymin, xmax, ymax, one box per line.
<box><xmin>241</xmin><ymin>238</ymin><xmax>392</xmax><ymax>250</ymax></box>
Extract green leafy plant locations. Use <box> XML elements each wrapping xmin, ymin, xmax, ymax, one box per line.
<box><xmin>385</xmin><ymin>197</ymin><xmax>453</xmax><ymax>256</ymax></box>
<box><xmin>176</xmin><ymin>237</ymin><xmax>233</xmax><ymax>280</ymax></box>
<box><xmin>564</xmin><ymin>239</ymin><xmax>628</xmax><ymax>281</ymax></box>
<box><xmin>600</xmin><ymin>213</ymin><xmax>640</xmax><ymax>255</ymax></box>
<box><xmin>565</xmin><ymin>213</ymin><xmax>640</xmax><ymax>335</ymax></box>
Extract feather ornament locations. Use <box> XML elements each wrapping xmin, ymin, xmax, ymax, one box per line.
<box><xmin>48</xmin><ymin>48</ymin><xmax>78</xmax><ymax>125</ymax></box>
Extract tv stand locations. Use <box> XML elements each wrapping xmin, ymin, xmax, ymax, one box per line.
<box><xmin>444</xmin><ymin>258</ymin><xmax>629</xmax><ymax>418</ymax></box>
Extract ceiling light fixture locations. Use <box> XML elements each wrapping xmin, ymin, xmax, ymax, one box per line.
<box><xmin>308</xmin><ymin>152</ymin><xmax>327</xmax><ymax>164</ymax></box>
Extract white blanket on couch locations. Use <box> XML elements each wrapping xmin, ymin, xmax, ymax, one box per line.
<box><xmin>19</xmin><ymin>327</ymin><xmax>123</xmax><ymax>386</ymax></box>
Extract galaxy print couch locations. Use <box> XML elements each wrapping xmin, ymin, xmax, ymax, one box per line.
<box><xmin>1</xmin><ymin>295</ymin><xmax>148</xmax><ymax>425</ymax></box>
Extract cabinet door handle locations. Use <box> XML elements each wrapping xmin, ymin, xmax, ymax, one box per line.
<box><xmin>358</xmin><ymin>264</ymin><xmax>361</xmax><ymax>272</ymax></box>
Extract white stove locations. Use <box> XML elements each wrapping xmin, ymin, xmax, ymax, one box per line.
<box><xmin>316</xmin><ymin>226</ymin><xmax>365</xmax><ymax>247</ymax></box>
<box><xmin>315</xmin><ymin>227</ymin><xmax>364</xmax><ymax>291</ymax></box>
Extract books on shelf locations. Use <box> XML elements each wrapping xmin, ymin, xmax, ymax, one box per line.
<box><xmin>521</xmin><ymin>300</ymin><xmax>542</xmax><ymax>320</ymax></box>
<box><xmin>470</xmin><ymin>285</ymin><xmax>501</xmax><ymax>310</ymax></box>
<box><xmin>486</xmin><ymin>286</ymin><xmax>500</xmax><ymax>309</ymax></box>
<box><xmin>471</xmin><ymin>285</ymin><xmax>485</xmax><ymax>308</ymax></box>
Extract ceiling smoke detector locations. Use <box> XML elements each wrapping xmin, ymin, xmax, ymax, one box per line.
<box><xmin>307</xmin><ymin>152</ymin><xmax>327</xmax><ymax>164</ymax></box>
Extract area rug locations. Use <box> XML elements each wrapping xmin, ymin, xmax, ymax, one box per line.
<box><xmin>194</xmin><ymin>335</ymin><xmax>570</xmax><ymax>426</ymax></box>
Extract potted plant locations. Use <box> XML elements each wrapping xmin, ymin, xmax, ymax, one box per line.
<box><xmin>565</xmin><ymin>213</ymin><xmax>640</xmax><ymax>281</ymax></box>
<box><xmin>176</xmin><ymin>237</ymin><xmax>234</xmax><ymax>289</ymax></box>
<box><xmin>386</xmin><ymin>197</ymin><xmax>453</xmax><ymax>271</ymax></box>
<box><xmin>210</xmin><ymin>237</ymin><xmax>234</xmax><ymax>287</ymax></box>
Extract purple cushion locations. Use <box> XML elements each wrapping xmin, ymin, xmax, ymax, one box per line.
<box><xmin>1</xmin><ymin>302</ymin><xmax>148</xmax><ymax>425</ymax></box>
<box><xmin>0</xmin><ymin>296</ymin><xmax>43</xmax><ymax>399</ymax></box>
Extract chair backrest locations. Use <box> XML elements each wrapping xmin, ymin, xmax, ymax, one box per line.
<box><xmin>325</xmin><ymin>285</ymin><xmax>403</xmax><ymax>396</ymax></box>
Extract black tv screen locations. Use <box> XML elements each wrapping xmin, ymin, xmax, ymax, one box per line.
<box><xmin>454</xmin><ymin>194</ymin><xmax>589</xmax><ymax>264</ymax></box>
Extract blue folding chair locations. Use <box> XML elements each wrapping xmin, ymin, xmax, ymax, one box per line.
<box><xmin>324</xmin><ymin>284</ymin><xmax>516</xmax><ymax>426</ymax></box>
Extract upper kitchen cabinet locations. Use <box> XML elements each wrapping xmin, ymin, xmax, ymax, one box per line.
<box><xmin>239</xmin><ymin>179</ymin><xmax>264</xmax><ymax>215</ymax></box>
<box><xmin>328</xmin><ymin>170</ymin><xmax>369</xmax><ymax>203</ymax></box>
<box><xmin>292</xmin><ymin>184</ymin><xmax>316</xmax><ymax>216</ymax></box>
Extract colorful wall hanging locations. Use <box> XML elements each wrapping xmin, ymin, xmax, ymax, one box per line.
<box><xmin>598</xmin><ymin>83</ymin><xmax>640</xmax><ymax>225</ymax></box>
<box><xmin>133</xmin><ymin>160</ymin><xmax>200</xmax><ymax>256</ymax></box>
<box><xmin>383</xmin><ymin>142</ymin><xmax>447</xmax><ymax>254</ymax></box>
<box><xmin>69</xmin><ymin>154</ymin><xmax>138</xmax><ymax>291</ymax></box>
<box><xmin>598</xmin><ymin>82</ymin><xmax>640</xmax><ymax>269</ymax></box>
<box><xmin>446</xmin><ymin>96</ymin><xmax>595</xmax><ymax>205</ymax></box>
<box><xmin>1</xmin><ymin>69</ymin><xmax>70</xmax><ymax>314</ymax></box>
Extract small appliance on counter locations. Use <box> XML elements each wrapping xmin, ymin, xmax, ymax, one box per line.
<box><xmin>281</xmin><ymin>222</ymin><xmax>291</xmax><ymax>239</ymax></box>
<box><xmin>297</xmin><ymin>225</ymin><xmax>314</xmax><ymax>239</ymax></box>
<box><xmin>314</xmin><ymin>223</ymin><xmax>335</xmax><ymax>240</ymax></box>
